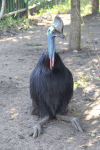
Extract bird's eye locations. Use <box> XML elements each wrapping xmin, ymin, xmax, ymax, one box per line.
<box><xmin>48</xmin><ymin>29</ymin><xmax>50</xmax><ymax>32</ymax></box>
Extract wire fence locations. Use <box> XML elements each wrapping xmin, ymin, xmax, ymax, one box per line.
<box><xmin>0</xmin><ymin>0</ymin><xmax>28</xmax><ymax>19</ymax></box>
<box><xmin>0</xmin><ymin>0</ymin><xmax>67</xmax><ymax>19</ymax></box>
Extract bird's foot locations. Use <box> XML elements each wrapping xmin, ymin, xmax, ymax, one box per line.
<box><xmin>29</xmin><ymin>123</ymin><xmax>42</xmax><ymax>138</ymax></box>
<box><xmin>70</xmin><ymin>117</ymin><xmax>84</xmax><ymax>132</ymax></box>
<box><xmin>56</xmin><ymin>115</ymin><xmax>84</xmax><ymax>132</ymax></box>
<box><xmin>29</xmin><ymin>116</ymin><xmax>49</xmax><ymax>138</ymax></box>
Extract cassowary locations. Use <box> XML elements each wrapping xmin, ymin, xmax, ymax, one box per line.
<box><xmin>29</xmin><ymin>16</ymin><xmax>83</xmax><ymax>138</ymax></box>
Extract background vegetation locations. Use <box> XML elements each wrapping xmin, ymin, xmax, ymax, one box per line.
<box><xmin>0</xmin><ymin>0</ymin><xmax>100</xmax><ymax>31</ymax></box>
<box><xmin>28</xmin><ymin>0</ymin><xmax>100</xmax><ymax>15</ymax></box>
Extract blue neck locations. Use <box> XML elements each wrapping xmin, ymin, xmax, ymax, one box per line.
<box><xmin>47</xmin><ymin>26</ymin><xmax>56</xmax><ymax>63</ymax></box>
<box><xmin>47</xmin><ymin>36</ymin><xmax>55</xmax><ymax>62</ymax></box>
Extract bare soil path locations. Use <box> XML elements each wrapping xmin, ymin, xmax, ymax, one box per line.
<box><xmin>0</xmin><ymin>14</ymin><xmax>100</xmax><ymax>150</ymax></box>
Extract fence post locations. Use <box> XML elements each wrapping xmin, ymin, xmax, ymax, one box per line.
<box><xmin>26</xmin><ymin>0</ymin><xmax>28</xmax><ymax>18</ymax></box>
<box><xmin>0</xmin><ymin>0</ymin><xmax>6</xmax><ymax>20</ymax></box>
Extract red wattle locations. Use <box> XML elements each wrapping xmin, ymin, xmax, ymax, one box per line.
<box><xmin>50</xmin><ymin>57</ymin><xmax>54</xmax><ymax>69</ymax></box>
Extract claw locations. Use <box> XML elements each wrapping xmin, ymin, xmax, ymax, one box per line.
<box><xmin>29</xmin><ymin>123</ymin><xmax>42</xmax><ymax>138</ymax></box>
<box><xmin>71</xmin><ymin>118</ymin><xmax>84</xmax><ymax>132</ymax></box>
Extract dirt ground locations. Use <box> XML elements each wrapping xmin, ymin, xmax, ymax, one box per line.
<box><xmin>0</xmin><ymin>14</ymin><xmax>100</xmax><ymax>150</ymax></box>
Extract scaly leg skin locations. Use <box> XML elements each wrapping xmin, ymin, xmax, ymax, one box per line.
<box><xmin>29</xmin><ymin>116</ymin><xmax>49</xmax><ymax>138</ymax></box>
<box><xmin>56</xmin><ymin>115</ymin><xmax>84</xmax><ymax>132</ymax></box>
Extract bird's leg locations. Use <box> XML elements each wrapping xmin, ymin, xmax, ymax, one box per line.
<box><xmin>56</xmin><ymin>115</ymin><xmax>84</xmax><ymax>132</ymax></box>
<box><xmin>31</xmin><ymin>100</ymin><xmax>39</xmax><ymax>116</ymax></box>
<box><xmin>29</xmin><ymin>116</ymin><xmax>49</xmax><ymax>138</ymax></box>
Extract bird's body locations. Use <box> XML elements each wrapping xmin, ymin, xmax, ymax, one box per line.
<box><xmin>29</xmin><ymin>16</ymin><xmax>83</xmax><ymax>138</ymax></box>
<box><xmin>30</xmin><ymin>51</ymin><xmax>73</xmax><ymax>119</ymax></box>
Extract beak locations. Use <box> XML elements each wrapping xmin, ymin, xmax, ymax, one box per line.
<box><xmin>53</xmin><ymin>29</ymin><xmax>66</xmax><ymax>39</ymax></box>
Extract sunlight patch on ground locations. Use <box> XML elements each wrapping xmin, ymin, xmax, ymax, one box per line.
<box><xmin>67</xmin><ymin>137</ymin><xmax>73</xmax><ymax>142</ymax></box>
<box><xmin>10</xmin><ymin>108</ymin><xmax>16</xmax><ymax>113</ymax></box>
<box><xmin>19</xmin><ymin>36</ymin><xmax>23</xmax><ymax>39</ymax></box>
<box><xmin>0</xmin><ymin>37</ymin><xmax>15</xmax><ymax>41</ymax></box>
<box><xmin>18</xmin><ymin>35</ymin><xmax>32</xmax><ymax>40</ymax></box>
<box><xmin>28</xmin><ymin>31</ymin><xmax>34</xmax><ymax>34</ymax></box>
<box><xmin>86</xmin><ymin>135</ymin><xmax>100</xmax><ymax>147</ymax></box>
<box><xmin>6</xmin><ymin>107</ymin><xmax>19</xmax><ymax>119</ymax></box>
<box><xmin>91</xmin><ymin>120</ymin><xmax>98</xmax><ymax>125</ymax></box>
<box><xmin>59</xmin><ymin>41</ymin><xmax>63</xmax><ymax>44</ymax></box>
<box><xmin>63</xmin><ymin>42</ymin><xmax>69</xmax><ymax>45</ymax></box>
<box><xmin>61</xmin><ymin>47</ymin><xmax>68</xmax><ymax>50</ymax></box>
<box><xmin>23</xmin><ymin>36</ymin><xmax>31</xmax><ymax>39</ymax></box>
<box><xmin>64</xmin><ymin>58</ymin><xmax>72</xmax><ymax>62</ymax></box>
<box><xmin>85</xmin><ymin>102</ymin><xmax>100</xmax><ymax>120</ymax></box>
<box><xmin>37</xmin><ymin>21</ymin><xmax>52</xmax><ymax>26</ymax></box>
<box><xmin>33</xmin><ymin>14</ymin><xmax>70</xmax><ymax>26</ymax></box>
<box><xmin>12</xmin><ymin>38</ymin><xmax>18</xmax><ymax>42</ymax></box>
<box><xmin>0</xmin><ymin>34</ymin><xmax>35</xmax><ymax>44</ymax></box>
<box><xmin>85</xmin><ymin>87</ymin><xmax>92</xmax><ymax>92</ymax></box>
<box><xmin>11</xmin><ymin>113</ymin><xmax>18</xmax><ymax>118</ymax></box>
<box><xmin>84</xmin><ymin>85</ymin><xmax>95</xmax><ymax>93</ymax></box>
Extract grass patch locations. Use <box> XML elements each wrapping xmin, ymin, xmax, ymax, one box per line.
<box><xmin>0</xmin><ymin>16</ymin><xmax>35</xmax><ymax>32</ymax></box>
<box><xmin>26</xmin><ymin>42</ymin><xmax>42</xmax><ymax>46</ymax></box>
<box><xmin>74</xmin><ymin>73</ymin><xmax>93</xmax><ymax>90</ymax></box>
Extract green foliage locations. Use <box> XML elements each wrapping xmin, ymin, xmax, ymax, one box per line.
<box><xmin>74</xmin><ymin>77</ymin><xmax>79</xmax><ymax>89</ymax></box>
<box><xmin>89</xmin><ymin>32</ymin><xmax>92</xmax><ymax>35</ymax></box>
<box><xmin>14</xmin><ymin>0</ymin><xmax>17</xmax><ymax>3</ymax></box>
<box><xmin>36</xmin><ymin>0</ymin><xmax>92</xmax><ymax>15</ymax></box>
<box><xmin>39</xmin><ymin>2</ymin><xmax>71</xmax><ymax>14</ymax></box>
<box><xmin>7</xmin><ymin>0</ymin><xmax>100</xmax><ymax>16</ymax></box>
<box><xmin>26</xmin><ymin>42</ymin><xmax>42</xmax><ymax>46</ymax></box>
<box><xmin>24</xmin><ymin>0</ymin><xmax>28</xmax><ymax>3</ymax></box>
<box><xmin>34</xmin><ymin>0</ymin><xmax>100</xmax><ymax>16</ymax></box>
<box><xmin>74</xmin><ymin>82</ymin><xmax>79</xmax><ymax>89</ymax></box>
<box><xmin>28</xmin><ymin>0</ymin><xmax>35</xmax><ymax>6</ymax></box>
<box><xmin>36</xmin><ymin>0</ymin><xmax>55</xmax><ymax>10</ymax></box>
<box><xmin>0</xmin><ymin>16</ymin><xmax>33</xmax><ymax>31</ymax></box>
<box><xmin>81</xmin><ymin>0</ymin><xmax>92</xmax><ymax>15</ymax></box>
<box><xmin>91</xmin><ymin>133</ymin><xmax>96</xmax><ymax>137</ymax></box>
<box><xmin>35</xmin><ymin>42</ymin><xmax>42</xmax><ymax>46</ymax></box>
<box><xmin>1</xmin><ymin>0</ymin><xmax>100</xmax><ymax>31</ymax></box>
<box><xmin>81</xmin><ymin>73</ymin><xmax>93</xmax><ymax>82</ymax></box>
<box><xmin>74</xmin><ymin>73</ymin><xmax>93</xmax><ymax>90</ymax></box>
<box><xmin>14</xmin><ymin>0</ymin><xmax>28</xmax><ymax>3</ymax></box>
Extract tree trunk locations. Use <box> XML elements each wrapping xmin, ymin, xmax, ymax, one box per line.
<box><xmin>55</xmin><ymin>0</ymin><xmax>58</xmax><ymax>5</ymax></box>
<box><xmin>69</xmin><ymin>0</ymin><xmax>81</xmax><ymax>51</ymax></box>
<box><xmin>0</xmin><ymin>0</ymin><xmax>6</xmax><ymax>20</ymax></box>
<box><xmin>91</xmin><ymin>0</ymin><xmax>99</xmax><ymax>14</ymax></box>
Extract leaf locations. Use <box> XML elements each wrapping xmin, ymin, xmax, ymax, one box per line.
<box><xmin>91</xmin><ymin>133</ymin><xmax>95</xmax><ymax>137</ymax></box>
<box><xmin>14</xmin><ymin>0</ymin><xmax>17</xmax><ymax>3</ymax></box>
<box><xmin>24</xmin><ymin>0</ymin><xmax>27</xmax><ymax>3</ymax></box>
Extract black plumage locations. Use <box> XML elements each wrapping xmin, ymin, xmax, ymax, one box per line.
<box><xmin>30</xmin><ymin>51</ymin><xmax>73</xmax><ymax>119</ymax></box>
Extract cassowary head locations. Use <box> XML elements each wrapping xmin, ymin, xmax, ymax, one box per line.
<box><xmin>47</xmin><ymin>16</ymin><xmax>65</xmax><ymax>69</ymax></box>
